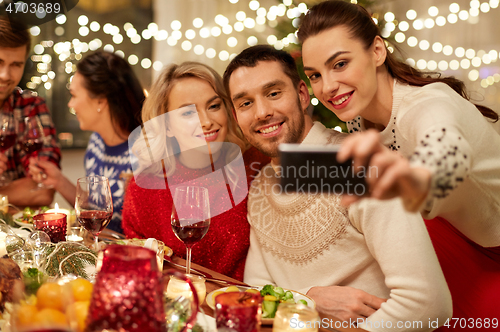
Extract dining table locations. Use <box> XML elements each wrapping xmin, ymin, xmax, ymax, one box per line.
<box><xmin>163</xmin><ymin>254</ymin><xmax>369</xmax><ymax>332</ymax></box>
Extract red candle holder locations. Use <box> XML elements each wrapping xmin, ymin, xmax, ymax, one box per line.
<box><xmin>215</xmin><ymin>292</ymin><xmax>262</xmax><ymax>332</ymax></box>
<box><xmin>33</xmin><ymin>213</ymin><xmax>67</xmax><ymax>243</ymax></box>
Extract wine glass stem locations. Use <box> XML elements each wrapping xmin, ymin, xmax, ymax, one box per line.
<box><xmin>94</xmin><ymin>235</ymin><xmax>99</xmax><ymax>251</ymax></box>
<box><xmin>186</xmin><ymin>246</ymin><xmax>192</xmax><ymax>274</ymax></box>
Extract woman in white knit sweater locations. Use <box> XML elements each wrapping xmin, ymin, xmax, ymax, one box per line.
<box><xmin>299</xmin><ymin>0</ymin><xmax>500</xmax><ymax>325</ymax></box>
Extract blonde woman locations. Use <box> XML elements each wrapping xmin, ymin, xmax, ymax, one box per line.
<box><xmin>122</xmin><ymin>62</ymin><xmax>269</xmax><ymax>281</ymax></box>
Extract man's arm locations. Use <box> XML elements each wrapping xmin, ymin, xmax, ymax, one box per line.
<box><xmin>0</xmin><ymin>176</ymin><xmax>55</xmax><ymax>207</ymax></box>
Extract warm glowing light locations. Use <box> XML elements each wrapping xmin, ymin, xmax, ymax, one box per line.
<box><xmin>55</xmin><ymin>27</ymin><xmax>65</xmax><ymax>36</ymax></box>
<box><xmin>419</xmin><ymin>40</ymin><xmax>430</xmax><ymax>50</ymax></box>
<box><xmin>206</xmin><ymin>48</ymin><xmax>216</xmax><ymax>58</ymax></box>
<box><xmin>79</xmin><ymin>27</ymin><xmax>89</xmax><ymax>37</ymax></box>
<box><xmin>311</xmin><ymin>98</ymin><xmax>319</xmax><ymax>106</ymax></box>
<box><xmin>148</xmin><ymin>23</ymin><xmax>158</xmax><ymax>33</ymax></box>
<box><xmin>194</xmin><ymin>45</ymin><xmax>204</xmax><ymax>55</ymax></box>
<box><xmin>126</xmin><ymin>28</ymin><xmax>137</xmax><ymax>38</ymax></box>
<box><xmin>438</xmin><ymin>61</ymin><xmax>448</xmax><ymax>71</ymax></box>
<box><xmin>142</xmin><ymin>30</ymin><xmax>152</xmax><ymax>40</ymax></box>
<box><xmin>171</xmin><ymin>20</ymin><xmax>182</xmax><ymax>30</ymax></box>
<box><xmin>449</xmin><ymin>3</ymin><xmax>460</xmax><ymax>13</ymax></box>
<box><xmin>219</xmin><ymin>51</ymin><xmax>229</xmax><ymax>61</ymax></box>
<box><xmin>34</xmin><ymin>44</ymin><xmax>44</xmax><ymax>54</ymax></box>
<box><xmin>428</xmin><ymin>6</ymin><xmax>439</xmax><ymax>16</ymax></box>
<box><xmin>413</xmin><ymin>19</ymin><xmax>423</xmax><ymax>30</ymax></box>
<box><xmin>432</xmin><ymin>42</ymin><xmax>443</xmax><ymax>53</ymax></box>
<box><xmin>131</xmin><ymin>35</ymin><xmax>141</xmax><ymax>44</ymax></box>
<box><xmin>211</xmin><ymin>27</ymin><xmax>221</xmax><ymax>37</ymax></box>
<box><xmin>227</xmin><ymin>37</ymin><xmax>238</xmax><ymax>47</ymax></box>
<box><xmin>181</xmin><ymin>41</ymin><xmax>192</xmax><ymax>51</ymax></box>
<box><xmin>141</xmin><ymin>58</ymin><xmax>151</xmax><ymax>69</ymax></box>
<box><xmin>427</xmin><ymin>61</ymin><xmax>437</xmax><ymax>71</ymax></box>
<box><xmin>395</xmin><ymin>32</ymin><xmax>405</xmax><ymax>43</ymax></box>
<box><xmin>407</xmin><ymin>36</ymin><xmax>418</xmax><ymax>47</ymax></box>
<box><xmin>236</xmin><ymin>11</ymin><xmax>246</xmax><ymax>21</ymax></box>
<box><xmin>249</xmin><ymin>0</ymin><xmax>260</xmax><ymax>10</ymax></box>
<box><xmin>471</xmin><ymin>57</ymin><xmax>482</xmax><ymax>67</ymax></box>
<box><xmin>480</xmin><ymin>3</ymin><xmax>490</xmax><ymax>12</ymax></box>
<box><xmin>460</xmin><ymin>59</ymin><xmax>471</xmax><ymax>69</ymax></box>
<box><xmin>78</xmin><ymin>15</ymin><xmax>89</xmax><ymax>26</ymax></box>
<box><xmin>267</xmin><ymin>35</ymin><xmax>278</xmax><ymax>45</ymax></box>
<box><xmin>465</xmin><ymin>49</ymin><xmax>476</xmax><ymax>59</ymax></box>
<box><xmin>113</xmin><ymin>34</ymin><xmax>123</xmax><ymax>44</ymax></box>
<box><xmin>447</xmin><ymin>14</ymin><xmax>458</xmax><ymax>24</ymax></box>
<box><xmin>398</xmin><ymin>21</ymin><xmax>409</xmax><ymax>31</ymax></box>
<box><xmin>128</xmin><ymin>55</ymin><xmax>139</xmax><ymax>65</ymax></box>
<box><xmin>247</xmin><ymin>36</ymin><xmax>258</xmax><ymax>46</ymax></box>
<box><xmin>90</xmin><ymin>21</ymin><xmax>100</xmax><ymax>32</ymax></box>
<box><xmin>186</xmin><ymin>29</ymin><xmax>196</xmax><ymax>40</ymax></box>
<box><xmin>436</xmin><ymin>16</ymin><xmax>446</xmax><ymax>26</ymax></box>
<box><xmin>115</xmin><ymin>51</ymin><xmax>124</xmax><ymax>58</ymax></box>
<box><xmin>193</xmin><ymin>18</ymin><xmax>204</xmax><ymax>28</ymax></box>
<box><xmin>234</xmin><ymin>22</ymin><xmax>244</xmax><ymax>32</ymax></box>
<box><xmin>153</xmin><ymin>61</ymin><xmax>163</xmax><ymax>71</ymax></box>
<box><xmin>416</xmin><ymin>59</ymin><xmax>427</xmax><ymax>70</ymax></box>
<box><xmin>458</xmin><ymin>10</ymin><xmax>469</xmax><ymax>20</ymax></box>
<box><xmin>56</xmin><ymin>14</ymin><xmax>67</xmax><ymax>24</ymax></box>
<box><xmin>167</xmin><ymin>37</ymin><xmax>177</xmax><ymax>46</ymax></box>
<box><xmin>384</xmin><ymin>12</ymin><xmax>395</xmax><ymax>22</ymax></box>
<box><xmin>449</xmin><ymin>60</ymin><xmax>460</xmax><ymax>70</ymax></box>
<box><xmin>406</xmin><ymin>10</ymin><xmax>417</xmax><ymax>20</ymax></box>
<box><xmin>103</xmin><ymin>44</ymin><xmax>114</xmax><ymax>53</ymax></box>
<box><xmin>30</xmin><ymin>26</ymin><xmax>41</xmax><ymax>36</ymax></box>
<box><xmin>424</xmin><ymin>18</ymin><xmax>434</xmax><ymax>29</ymax></box>
<box><xmin>455</xmin><ymin>47</ymin><xmax>465</xmax><ymax>57</ymax></box>
<box><xmin>405</xmin><ymin>58</ymin><xmax>416</xmax><ymax>67</ymax></box>
<box><xmin>244</xmin><ymin>18</ymin><xmax>256</xmax><ymax>29</ymax></box>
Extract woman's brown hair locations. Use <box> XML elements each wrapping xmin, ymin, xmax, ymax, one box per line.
<box><xmin>297</xmin><ymin>0</ymin><xmax>498</xmax><ymax>121</ymax></box>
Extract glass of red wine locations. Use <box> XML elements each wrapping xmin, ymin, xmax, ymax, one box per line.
<box><xmin>75</xmin><ymin>175</ymin><xmax>113</xmax><ymax>251</ymax></box>
<box><xmin>171</xmin><ymin>186</ymin><xmax>210</xmax><ymax>274</ymax></box>
<box><xmin>20</xmin><ymin>116</ymin><xmax>47</xmax><ymax>190</ymax></box>
<box><xmin>0</xmin><ymin>113</ymin><xmax>17</xmax><ymax>186</ymax></box>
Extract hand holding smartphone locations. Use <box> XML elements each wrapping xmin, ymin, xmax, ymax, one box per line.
<box><xmin>278</xmin><ymin>143</ymin><xmax>368</xmax><ymax>195</ymax></box>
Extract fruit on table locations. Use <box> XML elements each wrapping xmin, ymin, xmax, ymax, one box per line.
<box><xmin>36</xmin><ymin>282</ymin><xmax>65</xmax><ymax>311</ymax></box>
<box><xmin>68</xmin><ymin>300</ymin><xmax>91</xmax><ymax>332</ymax></box>
<box><xmin>33</xmin><ymin>308</ymin><xmax>68</xmax><ymax>326</ymax></box>
<box><xmin>69</xmin><ymin>278</ymin><xmax>93</xmax><ymax>302</ymax></box>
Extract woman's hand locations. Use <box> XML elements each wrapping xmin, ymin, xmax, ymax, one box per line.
<box><xmin>337</xmin><ymin>130</ymin><xmax>432</xmax><ymax>211</ymax></box>
<box><xmin>307</xmin><ymin>285</ymin><xmax>387</xmax><ymax>321</ymax></box>
<box><xmin>28</xmin><ymin>158</ymin><xmax>63</xmax><ymax>189</ymax></box>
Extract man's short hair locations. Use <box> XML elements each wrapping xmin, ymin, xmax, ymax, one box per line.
<box><xmin>0</xmin><ymin>16</ymin><xmax>31</xmax><ymax>53</ymax></box>
<box><xmin>223</xmin><ymin>45</ymin><xmax>301</xmax><ymax>102</ymax></box>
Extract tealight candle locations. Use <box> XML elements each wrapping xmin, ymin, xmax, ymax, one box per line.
<box><xmin>33</xmin><ymin>213</ymin><xmax>67</xmax><ymax>243</ymax></box>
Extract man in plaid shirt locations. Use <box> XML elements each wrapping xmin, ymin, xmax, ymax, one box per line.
<box><xmin>0</xmin><ymin>17</ymin><xmax>60</xmax><ymax>206</ymax></box>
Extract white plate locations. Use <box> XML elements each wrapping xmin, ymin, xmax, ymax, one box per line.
<box><xmin>12</xmin><ymin>211</ymin><xmax>34</xmax><ymax>230</ymax></box>
<box><xmin>205</xmin><ymin>286</ymin><xmax>316</xmax><ymax>325</ymax></box>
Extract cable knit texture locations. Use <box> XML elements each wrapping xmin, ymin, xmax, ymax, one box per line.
<box><xmin>122</xmin><ymin>147</ymin><xmax>269</xmax><ymax>281</ymax></box>
<box><xmin>245</xmin><ymin>122</ymin><xmax>452</xmax><ymax>332</ymax></box>
<box><xmin>347</xmin><ymin>81</ymin><xmax>500</xmax><ymax>247</ymax></box>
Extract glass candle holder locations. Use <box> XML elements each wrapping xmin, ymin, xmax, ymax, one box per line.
<box><xmin>0</xmin><ymin>194</ymin><xmax>8</xmax><ymax>213</ymax></box>
<box><xmin>87</xmin><ymin>244</ymin><xmax>166</xmax><ymax>332</ymax></box>
<box><xmin>33</xmin><ymin>213</ymin><xmax>67</xmax><ymax>243</ymax></box>
<box><xmin>272</xmin><ymin>303</ymin><xmax>320</xmax><ymax>332</ymax></box>
<box><xmin>166</xmin><ymin>274</ymin><xmax>206</xmax><ymax>305</ymax></box>
<box><xmin>215</xmin><ymin>291</ymin><xmax>262</xmax><ymax>332</ymax></box>
<box><xmin>65</xmin><ymin>226</ymin><xmax>84</xmax><ymax>242</ymax></box>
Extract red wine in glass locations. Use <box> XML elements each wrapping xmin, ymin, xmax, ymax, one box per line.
<box><xmin>21</xmin><ymin>139</ymin><xmax>43</xmax><ymax>155</ymax></box>
<box><xmin>171</xmin><ymin>186</ymin><xmax>210</xmax><ymax>274</ymax></box>
<box><xmin>77</xmin><ymin>210</ymin><xmax>112</xmax><ymax>234</ymax></box>
<box><xmin>0</xmin><ymin>134</ymin><xmax>16</xmax><ymax>152</ymax></box>
<box><xmin>172</xmin><ymin>219</ymin><xmax>210</xmax><ymax>246</ymax></box>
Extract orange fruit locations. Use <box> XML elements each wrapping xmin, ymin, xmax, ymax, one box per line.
<box><xmin>15</xmin><ymin>304</ymin><xmax>38</xmax><ymax>327</ymax></box>
<box><xmin>37</xmin><ymin>282</ymin><xmax>64</xmax><ymax>311</ymax></box>
<box><xmin>225</xmin><ymin>286</ymin><xmax>240</xmax><ymax>293</ymax></box>
<box><xmin>33</xmin><ymin>308</ymin><xmax>68</xmax><ymax>327</ymax></box>
<box><xmin>212</xmin><ymin>290</ymin><xmax>224</xmax><ymax>301</ymax></box>
<box><xmin>67</xmin><ymin>301</ymin><xmax>90</xmax><ymax>332</ymax></box>
<box><xmin>69</xmin><ymin>278</ymin><xmax>93</xmax><ymax>302</ymax></box>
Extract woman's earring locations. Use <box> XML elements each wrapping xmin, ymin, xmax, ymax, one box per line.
<box><xmin>97</xmin><ymin>108</ymin><xmax>101</xmax><ymax>113</ymax></box>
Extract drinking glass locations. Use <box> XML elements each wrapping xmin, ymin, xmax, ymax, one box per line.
<box><xmin>0</xmin><ymin>113</ymin><xmax>17</xmax><ymax>186</ymax></box>
<box><xmin>171</xmin><ymin>186</ymin><xmax>210</xmax><ymax>274</ymax></box>
<box><xmin>272</xmin><ymin>303</ymin><xmax>321</xmax><ymax>332</ymax></box>
<box><xmin>215</xmin><ymin>291</ymin><xmax>262</xmax><ymax>332</ymax></box>
<box><xmin>20</xmin><ymin>116</ymin><xmax>47</xmax><ymax>190</ymax></box>
<box><xmin>33</xmin><ymin>213</ymin><xmax>67</xmax><ymax>243</ymax></box>
<box><xmin>75</xmin><ymin>176</ymin><xmax>113</xmax><ymax>250</ymax></box>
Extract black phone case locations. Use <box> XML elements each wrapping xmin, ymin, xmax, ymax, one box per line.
<box><xmin>278</xmin><ymin>144</ymin><xmax>368</xmax><ymax>195</ymax></box>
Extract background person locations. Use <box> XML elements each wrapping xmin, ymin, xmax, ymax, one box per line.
<box><xmin>122</xmin><ymin>62</ymin><xmax>269</xmax><ymax>281</ymax></box>
<box><xmin>0</xmin><ymin>16</ymin><xmax>60</xmax><ymax>207</ymax></box>
<box><xmin>29</xmin><ymin>51</ymin><xmax>144</xmax><ymax>233</ymax></box>
<box><xmin>223</xmin><ymin>45</ymin><xmax>451</xmax><ymax>331</ymax></box>
<box><xmin>298</xmin><ymin>0</ymin><xmax>500</xmax><ymax>324</ymax></box>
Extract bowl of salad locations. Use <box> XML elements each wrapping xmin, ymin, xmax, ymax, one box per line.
<box><xmin>13</xmin><ymin>206</ymin><xmax>50</xmax><ymax>229</ymax></box>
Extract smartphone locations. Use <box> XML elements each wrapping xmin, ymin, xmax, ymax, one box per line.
<box><xmin>278</xmin><ymin>143</ymin><xmax>368</xmax><ymax>195</ymax></box>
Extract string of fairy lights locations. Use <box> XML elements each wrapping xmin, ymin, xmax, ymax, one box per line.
<box><xmin>25</xmin><ymin>0</ymin><xmax>500</xmax><ymax>95</ymax></box>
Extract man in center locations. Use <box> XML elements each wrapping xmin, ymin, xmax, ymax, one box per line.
<box><xmin>223</xmin><ymin>45</ymin><xmax>451</xmax><ymax>331</ymax></box>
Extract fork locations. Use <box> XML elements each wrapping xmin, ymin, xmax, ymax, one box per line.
<box><xmin>163</xmin><ymin>258</ymin><xmax>248</xmax><ymax>286</ymax></box>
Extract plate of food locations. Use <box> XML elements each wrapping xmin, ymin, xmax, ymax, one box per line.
<box><xmin>206</xmin><ymin>284</ymin><xmax>316</xmax><ymax>325</ymax></box>
<box><xmin>13</xmin><ymin>206</ymin><xmax>50</xmax><ymax>229</ymax></box>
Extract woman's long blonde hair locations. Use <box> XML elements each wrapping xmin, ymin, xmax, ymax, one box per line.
<box><xmin>139</xmin><ymin>61</ymin><xmax>247</xmax><ymax>177</ymax></box>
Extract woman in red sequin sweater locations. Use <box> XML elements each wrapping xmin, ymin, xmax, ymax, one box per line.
<box><xmin>122</xmin><ymin>62</ymin><xmax>269</xmax><ymax>281</ymax></box>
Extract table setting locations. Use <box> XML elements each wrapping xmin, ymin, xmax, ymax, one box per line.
<box><xmin>0</xmin><ymin>181</ymin><xmax>367</xmax><ymax>332</ymax></box>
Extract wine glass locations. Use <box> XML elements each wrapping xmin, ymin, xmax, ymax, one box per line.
<box><xmin>75</xmin><ymin>175</ymin><xmax>113</xmax><ymax>250</ymax></box>
<box><xmin>171</xmin><ymin>186</ymin><xmax>210</xmax><ymax>274</ymax></box>
<box><xmin>20</xmin><ymin>116</ymin><xmax>47</xmax><ymax>190</ymax></box>
<box><xmin>0</xmin><ymin>113</ymin><xmax>17</xmax><ymax>186</ymax></box>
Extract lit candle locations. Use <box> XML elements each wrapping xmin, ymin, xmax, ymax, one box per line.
<box><xmin>33</xmin><ymin>212</ymin><xmax>67</xmax><ymax>243</ymax></box>
<box><xmin>46</xmin><ymin>203</ymin><xmax>71</xmax><ymax>218</ymax></box>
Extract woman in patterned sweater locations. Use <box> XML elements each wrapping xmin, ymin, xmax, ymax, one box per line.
<box><xmin>29</xmin><ymin>51</ymin><xmax>144</xmax><ymax>233</ymax></box>
<box><xmin>298</xmin><ymin>0</ymin><xmax>500</xmax><ymax>326</ymax></box>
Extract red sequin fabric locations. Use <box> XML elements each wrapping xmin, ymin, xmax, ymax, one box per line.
<box><xmin>122</xmin><ymin>147</ymin><xmax>269</xmax><ymax>281</ymax></box>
